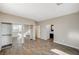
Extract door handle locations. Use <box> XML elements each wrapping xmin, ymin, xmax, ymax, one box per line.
<box><xmin>2</xmin><ymin>34</ymin><xmax>12</xmax><ymax>36</ymax></box>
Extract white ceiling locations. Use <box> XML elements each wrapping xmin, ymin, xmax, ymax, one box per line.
<box><xmin>0</xmin><ymin>3</ymin><xmax>79</xmax><ymax>21</ymax></box>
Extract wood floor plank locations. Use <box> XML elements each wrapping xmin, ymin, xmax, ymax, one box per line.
<box><xmin>0</xmin><ymin>39</ymin><xmax>79</xmax><ymax>55</ymax></box>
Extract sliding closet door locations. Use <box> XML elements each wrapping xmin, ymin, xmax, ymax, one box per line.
<box><xmin>0</xmin><ymin>23</ymin><xmax>2</xmax><ymax>50</ymax></box>
<box><xmin>1</xmin><ymin>23</ymin><xmax>12</xmax><ymax>46</ymax></box>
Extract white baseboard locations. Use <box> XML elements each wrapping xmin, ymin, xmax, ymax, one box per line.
<box><xmin>54</xmin><ymin>41</ymin><xmax>79</xmax><ymax>50</ymax></box>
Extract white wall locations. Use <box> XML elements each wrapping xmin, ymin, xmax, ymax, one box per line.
<box><xmin>39</xmin><ymin>12</ymin><xmax>79</xmax><ymax>49</ymax></box>
<box><xmin>0</xmin><ymin>12</ymin><xmax>35</xmax><ymax>25</ymax></box>
<box><xmin>39</xmin><ymin>25</ymin><xmax>50</xmax><ymax>40</ymax></box>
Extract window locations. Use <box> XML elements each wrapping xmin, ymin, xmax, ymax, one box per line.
<box><xmin>12</xmin><ymin>24</ymin><xmax>22</xmax><ymax>33</ymax></box>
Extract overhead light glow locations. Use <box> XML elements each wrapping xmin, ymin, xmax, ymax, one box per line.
<box><xmin>50</xmin><ymin>49</ymin><xmax>70</xmax><ymax>55</ymax></box>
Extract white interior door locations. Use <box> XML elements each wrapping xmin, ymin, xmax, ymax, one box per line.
<box><xmin>0</xmin><ymin>23</ymin><xmax>2</xmax><ymax>50</ymax></box>
<box><xmin>1</xmin><ymin>23</ymin><xmax>12</xmax><ymax>46</ymax></box>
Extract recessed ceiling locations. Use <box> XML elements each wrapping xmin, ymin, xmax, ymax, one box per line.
<box><xmin>0</xmin><ymin>3</ymin><xmax>79</xmax><ymax>21</ymax></box>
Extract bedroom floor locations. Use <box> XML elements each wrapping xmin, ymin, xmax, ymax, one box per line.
<box><xmin>0</xmin><ymin>38</ymin><xmax>79</xmax><ymax>55</ymax></box>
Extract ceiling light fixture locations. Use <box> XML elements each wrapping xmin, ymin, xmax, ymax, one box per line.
<box><xmin>56</xmin><ymin>3</ymin><xmax>63</xmax><ymax>6</ymax></box>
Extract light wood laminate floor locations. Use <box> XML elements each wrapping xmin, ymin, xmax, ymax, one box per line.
<box><xmin>0</xmin><ymin>38</ymin><xmax>79</xmax><ymax>55</ymax></box>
